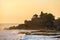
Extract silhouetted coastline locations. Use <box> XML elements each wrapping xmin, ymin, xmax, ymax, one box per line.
<box><xmin>6</xmin><ymin>11</ymin><xmax>60</xmax><ymax>33</ymax></box>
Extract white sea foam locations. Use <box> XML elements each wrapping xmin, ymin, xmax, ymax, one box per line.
<box><xmin>0</xmin><ymin>30</ymin><xmax>25</xmax><ymax>40</ymax></box>
<box><xmin>0</xmin><ymin>30</ymin><xmax>60</xmax><ymax>40</ymax></box>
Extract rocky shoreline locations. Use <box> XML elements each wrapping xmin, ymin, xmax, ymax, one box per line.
<box><xmin>18</xmin><ymin>30</ymin><xmax>60</xmax><ymax>36</ymax></box>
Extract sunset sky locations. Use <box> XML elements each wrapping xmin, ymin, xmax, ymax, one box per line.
<box><xmin>0</xmin><ymin>0</ymin><xmax>60</xmax><ymax>24</ymax></box>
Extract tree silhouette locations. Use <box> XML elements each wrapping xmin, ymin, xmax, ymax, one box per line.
<box><xmin>8</xmin><ymin>11</ymin><xmax>60</xmax><ymax>31</ymax></box>
<box><xmin>55</xmin><ymin>18</ymin><xmax>60</xmax><ymax>31</ymax></box>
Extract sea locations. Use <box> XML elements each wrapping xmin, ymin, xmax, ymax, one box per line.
<box><xmin>0</xmin><ymin>24</ymin><xmax>60</xmax><ymax>40</ymax></box>
<box><xmin>0</xmin><ymin>30</ymin><xmax>60</xmax><ymax>40</ymax></box>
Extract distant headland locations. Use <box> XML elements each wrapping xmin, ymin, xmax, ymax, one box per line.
<box><xmin>5</xmin><ymin>11</ymin><xmax>60</xmax><ymax>32</ymax></box>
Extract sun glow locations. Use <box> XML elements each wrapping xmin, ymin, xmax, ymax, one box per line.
<box><xmin>0</xmin><ymin>0</ymin><xmax>60</xmax><ymax>24</ymax></box>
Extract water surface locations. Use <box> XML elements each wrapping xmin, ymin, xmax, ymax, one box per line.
<box><xmin>0</xmin><ymin>30</ymin><xmax>60</xmax><ymax>40</ymax></box>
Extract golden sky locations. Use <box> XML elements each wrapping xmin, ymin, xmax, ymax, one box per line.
<box><xmin>0</xmin><ymin>0</ymin><xmax>60</xmax><ymax>24</ymax></box>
